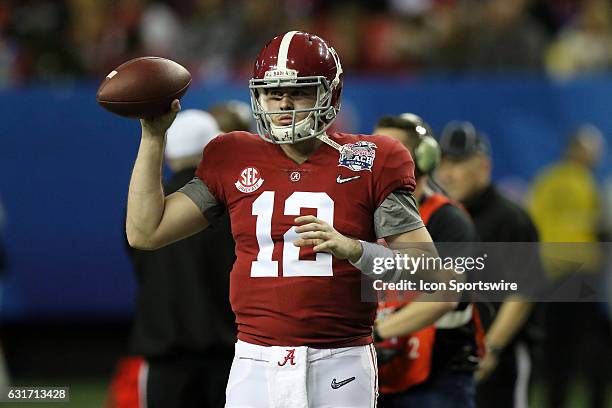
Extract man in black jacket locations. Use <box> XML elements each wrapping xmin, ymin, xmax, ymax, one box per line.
<box><xmin>437</xmin><ymin>122</ymin><xmax>538</xmax><ymax>408</ymax></box>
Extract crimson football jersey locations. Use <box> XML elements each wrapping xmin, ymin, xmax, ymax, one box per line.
<box><xmin>195</xmin><ymin>131</ymin><xmax>416</xmax><ymax>347</ymax></box>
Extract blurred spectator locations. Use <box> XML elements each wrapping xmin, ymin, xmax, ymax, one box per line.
<box><xmin>426</xmin><ymin>1</ymin><xmax>473</xmax><ymax>71</ymax></box>
<box><xmin>527</xmin><ymin>125</ymin><xmax>612</xmax><ymax>408</ymax></box>
<box><xmin>437</xmin><ymin>122</ymin><xmax>538</xmax><ymax>408</ymax></box>
<box><xmin>0</xmin><ymin>35</ymin><xmax>18</xmax><ymax>86</ymax></box>
<box><xmin>528</xmin><ymin>124</ymin><xmax>603</xmax><ymax>245</ymax></box>
<box><xmin>69</xmin><ymin>0</ymin><xmax>143</xmax><ymax>78</ymax></box>
<box><xmin>388</xmin><ymin>0</ymin><xmax>433</xmax><ymax>16</ymax></box>
<box><xmin>68</xmin><ymin>0</ymin><xmax>107</xmax><ymax>76</ymax></box>
<box><xmin>172</xmin><ymin>0</ymin><xmax>242</xmax><ymax>81</ymax></box>
<box><xmin>139</xmin><ymin>2</ymin><xmax>181</xmax><ymax>58</ymax></box>
<box><xmin>382</xmin><ymin>0</ymin><xmax>473</xmax><ymax>73</ymax></box>
<box><xmin>464</xmin><ymin>0</ymin><xmax>549</xmax><ymax>72</ymax></box>
<box><xmin>231</xmin><ymin>0</ymin><xmax>290</xmax><ymax>77</ymax></box>
<box><xmin>530</xmin><ymin>0</ymin><xmax>583</xmax><ymax>35</ymax></box>
<box><xmin>209</xmin><ymin>100</ymin><xmax>253</xmax><ymax>133</ymax></box>
<box><xmin>106</xmin><ymin>110</ymin><xmax>236</xmax><ymax>408</ymax></box>
<box><xmin>2</xmin><ymin>0</ymin><xmax>612</xmax><ymax>84</ymax></box>
<box><xmin>602</xmin><ymin>177</ymin><xmax>612</xmax><ymax>242</ymax></box>
<box><xmin>546</xmin><ymin>0</ymin><xmax>612</xmax><ymax>78</ymax></box>
<box><xmin>8</xmin><ymin>0</ymin><xmax>83</xmax><ymax>82</ymax></box>
<box><xmin>602</xmin><ymin>177</ymin><xmax>612</xmax><ymax>321</ymax></box>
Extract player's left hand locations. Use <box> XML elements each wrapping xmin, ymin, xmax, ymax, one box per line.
<box><xmin>293</xmin><ymin>215</ymin><xmax>362</xmax><ymax>262</ymax></box>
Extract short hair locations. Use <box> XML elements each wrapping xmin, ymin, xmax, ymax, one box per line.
<box><xmin>375</xmin><ymin>115</ymin><xmax>425</xmax><ymax>153</ymax></box>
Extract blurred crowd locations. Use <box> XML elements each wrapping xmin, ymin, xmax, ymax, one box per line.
<box><xmin>1</xmin><ymin>0</ymin><xmax>612</xmax><ymax>87</ymax></box>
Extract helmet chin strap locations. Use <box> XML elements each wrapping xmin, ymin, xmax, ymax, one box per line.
<box><xmin>316</xmin><ymin>133</ymin><xmax>344</xmax><ymax>152</ymax></box>
<box><xmin>269</xmin><ymin>117</ymin><xmax>345</xmax><ymax>154</ymax></box>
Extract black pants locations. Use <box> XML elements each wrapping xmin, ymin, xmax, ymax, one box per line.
<box><xmin>379</xmin><ymin>372</ymin><xmax>476</xmax><ymax>408</ymax></box>
<box><xmin>476</xmin><ymin>342</ymin><xmax>531</xmax><ymax>408</ymax></box>
<box><xmin>145</xmin><ymin>352</ymin><xmax>233</xmax><ymax>408</ymax></box>
<box><xmin>540</xmin><ymin>303</ymin><xmax>612</xmax><ymax>408</ymax></box>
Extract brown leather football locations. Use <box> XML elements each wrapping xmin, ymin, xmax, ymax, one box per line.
<box><xmin>96</xmin><ymin>57</ymin><xmax>192</xmax><ymax>118</ymax></box>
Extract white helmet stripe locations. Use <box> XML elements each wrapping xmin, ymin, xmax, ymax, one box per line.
<box><xmin>277</xmin><ymin>31</ymin><xmax>298</xmax><ymax>70</ymax></box>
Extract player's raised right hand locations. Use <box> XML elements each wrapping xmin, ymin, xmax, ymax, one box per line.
<box><xmin>140</xmin><ymin>99</ymin><xmax>181</xmax><ymax>138</ymax></box>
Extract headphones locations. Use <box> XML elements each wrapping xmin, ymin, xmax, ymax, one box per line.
<box><xmin>398</xmin><ymin>113</ymin><xmax>441</xmax><ymax>175</ymax></box>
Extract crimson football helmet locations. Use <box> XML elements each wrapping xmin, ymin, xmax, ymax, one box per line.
<box><xmin>249</xmin><ymin>31</ymin><xmax>343</xmax><ymax>144</ymax></box>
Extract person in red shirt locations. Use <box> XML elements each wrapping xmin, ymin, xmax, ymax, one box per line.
<box><xmin>125</xmin><ymin>31</ymin><xmax>437</xmax><ymax>407</ymax></box>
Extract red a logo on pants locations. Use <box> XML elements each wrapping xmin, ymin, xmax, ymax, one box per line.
<box><xmin>277</xmin><ymin>349</ymin><xmax>296</xmax><ymax>366</ymax></box>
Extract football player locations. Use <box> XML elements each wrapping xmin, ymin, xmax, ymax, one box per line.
<box><xmin>126</xmin><ymin>31</ymin><xmax>436</xmax><ymax>407</ymax></box>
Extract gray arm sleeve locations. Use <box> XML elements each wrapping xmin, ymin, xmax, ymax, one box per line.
<box><xmin>178</xmin><ymin>177</ymin><xmax>226</xmax><ymax>225</ymax></box>
<box><xmin>374</xmin><ymin>190</ymin><xmax>424</xmax><ymax>238</ymax></box>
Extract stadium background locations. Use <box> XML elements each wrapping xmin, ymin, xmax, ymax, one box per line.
<box><xmin>0</xmin><ymin>0</ymin><xmax>611</xmax><ymax>406</ymax></box>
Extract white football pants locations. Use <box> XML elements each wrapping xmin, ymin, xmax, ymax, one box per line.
<box><xmin>226</xmin><ymin>340</ymin><xmax>378</xmax><ymax>408</ymax></box>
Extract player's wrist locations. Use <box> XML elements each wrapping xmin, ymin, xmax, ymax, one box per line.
<box><xmin>350</xmin><ymin>240</ymin><xmax>398</xmax><ymax>280</ymax></box>
<box><xmin>347</xmin><ymin>239</ymin><xmax>363</xmax><ymax>263</ymax></box>
<box><xmin>485</xmin><ymin>342</ymin><xmax>503</xmax><ymax>358</ymax></box>
<box><xmin>140</xmin><ymin>126</ymin><xmax>167</xmax><ymax>143</ymax></box>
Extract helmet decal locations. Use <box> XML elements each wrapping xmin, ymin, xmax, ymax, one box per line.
<box><xmin>276</xmin><ymin>31</ymin><xmax>298</xmax><ymax>70</ymax></box>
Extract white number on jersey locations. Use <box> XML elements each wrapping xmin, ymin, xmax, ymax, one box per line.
<box><xmin>408</xmin><ymin>336</ymin><xmax>420</xmax><ymax>359</ymax></box>
<box><xmin>251</xmin><ymin>191</ymin><xmax>334</xmax><ymax>277</ymax></box>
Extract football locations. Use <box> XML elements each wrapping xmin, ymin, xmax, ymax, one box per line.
<box><xmin>96</xmin><ymin>56</ymin><xmax>192</xmax><ymax>118</ymax></box>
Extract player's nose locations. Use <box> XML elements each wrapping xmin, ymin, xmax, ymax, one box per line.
<box><xmin>279</xmin><ymin>95</ymin><xmax>294</xmax><ymax>110</ymax></box>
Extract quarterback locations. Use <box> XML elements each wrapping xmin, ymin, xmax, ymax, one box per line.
<box><xmin>126</xmin><ymin>31</ymin><xmax>435</xmax><ymax>407</ymax></box>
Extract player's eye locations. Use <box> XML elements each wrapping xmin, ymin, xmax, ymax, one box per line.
<box><xmin>268</xmin><ymin>90</ymin><xmax>284</xmax><ymax>100</ymax></box>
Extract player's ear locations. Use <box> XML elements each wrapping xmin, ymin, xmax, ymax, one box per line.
<box><xmin>478</xmin><ymin>154</ymin><xmax>492</xmax><ymax>173</ymax></box>
<box><xmin>485</xmin><ymin>155</ymin><xmax>492</xmax><ymax>171</ymax></box>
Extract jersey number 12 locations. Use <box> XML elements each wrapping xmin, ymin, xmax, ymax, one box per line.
<box><xmin>251</xmin><ymin>191</ymin><xmax>334</xmax><ymax>277</ymax></box>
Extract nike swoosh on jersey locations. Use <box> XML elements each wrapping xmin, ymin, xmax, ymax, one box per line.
<box><xmin>336</xmin><ymin>175</ymin><xmax>361</xmax><ymax>184</ymax></box>
<box><xmin>331</xmin><ymin>376</ymin><xmax>356</xmax><ymax>389</ymax></box>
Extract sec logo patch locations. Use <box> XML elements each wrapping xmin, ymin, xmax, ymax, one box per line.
<box><xmin>236</xmin><ymin>167</ymin><xmax>264</xmax><ymax>193</ymax></box>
